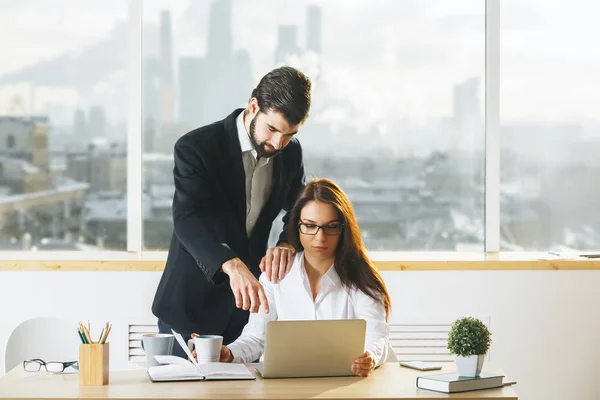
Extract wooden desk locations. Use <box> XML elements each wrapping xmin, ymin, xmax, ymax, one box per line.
<box><xmin>0</xmin><ymin>363</ymin><xmax>517</xmax><ymax>400</ymax></box>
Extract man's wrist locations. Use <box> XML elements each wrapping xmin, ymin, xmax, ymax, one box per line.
<box><xmin>221</xmin><ymin>257</ymin><xmax>241</xmax><ymax>275</ymax></box>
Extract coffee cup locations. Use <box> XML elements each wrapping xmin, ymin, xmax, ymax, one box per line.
<box><xmin>141</xmin><ymin>333</ymin><xmax>174</xmax><ymax>367</ymax></box>
<box><xmin>187</xmin><ymin>334</ymin><xmax>223</xmax><ymax>363</ymax></box>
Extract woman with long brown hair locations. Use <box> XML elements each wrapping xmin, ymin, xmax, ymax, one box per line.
<box><xmin>222</xmin><ymin>178</ymin><xmax>391</xmax><ymax>377</ymax></box>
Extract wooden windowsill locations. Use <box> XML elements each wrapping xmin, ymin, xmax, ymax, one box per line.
<box><xmin>0</xmin><ymin>254</ymin><xmax>599</xmax><ymax>271</ymax></box>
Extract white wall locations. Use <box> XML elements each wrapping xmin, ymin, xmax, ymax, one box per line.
<box><xmin>1</xmin><ymin>270</ymin><xmax>598</xmax><ymax>400</ymax></box>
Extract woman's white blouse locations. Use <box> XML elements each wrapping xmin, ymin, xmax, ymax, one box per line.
<box><xmin>227</xmin><ymin>252</ymin><xmax>390</xmax><ymax>366</ymax></box>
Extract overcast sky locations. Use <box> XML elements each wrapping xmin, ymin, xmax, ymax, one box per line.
<box><xmin>0</xmin><ymin>0</ymin><xmax>598</xmax><ymax>126</ymax></box>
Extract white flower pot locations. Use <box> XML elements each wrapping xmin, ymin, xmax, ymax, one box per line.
<box><xmin>454</xmin><ymin>354</ymin><xmax>485</xmax><ymax>377</ymax></box>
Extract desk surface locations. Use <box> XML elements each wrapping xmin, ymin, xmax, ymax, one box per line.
<box><xmin>0</xmin><ymin>362</ymin><xmax>517</xmax><ymax>400</ymax></box>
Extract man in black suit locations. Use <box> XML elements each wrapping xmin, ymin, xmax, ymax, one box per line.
<box><xmin>152</xmin><ymin>66</ymin><xmax>311</xmax><ymax>358</ymax></box>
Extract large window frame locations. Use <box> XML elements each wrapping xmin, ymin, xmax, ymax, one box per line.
<box><xmin>0</xmin><ymin>0</ymin><xmax>597</xmax><ymax>269</ymax></box>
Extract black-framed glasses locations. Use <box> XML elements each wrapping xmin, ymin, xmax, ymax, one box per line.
<box><xmin>23</xmin><ymin>359</ymin><xmax>78</xmax><ymax>373</ymax></box>
<box><xmin>298</xmin><ymin>222</ymin><xmax>344</xmax><ymax>236</ymax></box>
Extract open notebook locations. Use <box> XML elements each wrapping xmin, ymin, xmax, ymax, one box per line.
<box><xmin>146</xmin><ymin>330</ymin><xmax>255</xmax><ymax>382</ymax></box>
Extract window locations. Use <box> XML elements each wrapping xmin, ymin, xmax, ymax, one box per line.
<box><xmin>500</xmin><ymin>0</ymin><xmax>600</xmax><ymax>251</ymax></box>
<box><xmin>0</xmin><ymin>2</ymin><xmax>129</xmax><ymax>251</ymax></box>
<box><xmin>1</xmin><ymin>1</ymin><xmax>595</xmax><ymax>260</ymax></box>
<box><xmin>142</xmin><ymin>0</ymin><xmax>485</xmax><ymax>252</ymax></box>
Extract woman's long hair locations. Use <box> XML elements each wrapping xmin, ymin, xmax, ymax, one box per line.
<box><xmin>287</xmin><ymin>178</ymin><xmax>391</xmax><ymax>319</ymax></box>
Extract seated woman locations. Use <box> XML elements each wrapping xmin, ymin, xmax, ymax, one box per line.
<box><xmin>221</xmin><ymin>178</ymin><xmax>391</xmax><ymax>377</ymax></box>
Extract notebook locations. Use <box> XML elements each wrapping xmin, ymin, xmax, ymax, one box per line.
<box><xmin>147</xmin><ymin>356</ymin><xmax>255</xmax><ymax>382</ymax></box>
<box><xmin>146</xmin><ymin>330</ymin><xmax>255</xmax><ymax>382</ymax></box>
<box><xmin>416</xmin><ymin>372</ymin><xmax>504</xmax><ymax>393</ymax></box>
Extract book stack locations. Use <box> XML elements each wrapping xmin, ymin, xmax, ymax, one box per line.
<box><xmin>416</xmin><ymin>372</ymin><xmax>505</xmax><ymax>394</ymax></box>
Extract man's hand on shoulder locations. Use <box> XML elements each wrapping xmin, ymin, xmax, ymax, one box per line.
<box><xmin>222</xmin><ymin>258</ymin><xmax>269</xmax><ymax>314</ymax></box>
<box><xmin>259</xmin><ymin>243</ymin><xmax>295</xmax><ymax>284</ymax></box>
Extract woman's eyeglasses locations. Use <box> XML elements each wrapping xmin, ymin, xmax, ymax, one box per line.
<box><xmin>298</xmin><ymin>222</ymin><xmax>344</xmax><ymax>236</ymax></box>
<box><xmin>23</xmin><ymin>359</ymin><xmax>78</xmax><ymax>373</ymax></box>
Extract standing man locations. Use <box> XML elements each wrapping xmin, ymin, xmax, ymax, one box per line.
<box><xmin>152</xmin><ymin>66</ymin><xmax>311</xmax><ymax>358</ymax></box>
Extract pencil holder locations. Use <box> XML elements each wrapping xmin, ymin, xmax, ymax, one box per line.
<box><xmin>79</xmin><ymin>343</ymin><xmax>109</xmax><ymax>386</ymax></box>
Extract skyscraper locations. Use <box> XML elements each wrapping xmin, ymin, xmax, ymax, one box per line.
<box><xmin>453</xmin><ymin>77</ymin><xmax>481</xmax><ymax>128</ymax></box>
<box><xmin>306</xmin><ymin>5</ymin><xmax>322</xmax><ymax>55</ymax></box>
<box><xmin>88</xmin><ymin>106</ymin><xmax>107</xmax><ymax>139</ymax></box>
<box><xmin>159</xmin><ymin>10</ymin><xmax>175</xmax><ymax>123</ymax></box>
<box><xmin>178</xmin><ymin>0</ymin><xmax>252</xmax><ymax>128</ymax></box>
<box><xmin>179</xmin><ymin>57</ymin><xmax>207</xmax><ymax>127</ymax></box>
<box><xmin>207</xmin><ymin>0</ymin><xmax>233</xmax><ymax>60</ymax></box>
<box><xmin>275</xmin><ymin>25</ymin><xmax>302</xmax><ymax>65</ymax></box>
<box><xmin>72</xmin><ymin>109</ymin><xmax>87</xmax><ymax>138</ymax></box>
<box><xmin>143</xmin><ymin>58</ymin><xmax>160</xmax><ymax>121</ymax></box>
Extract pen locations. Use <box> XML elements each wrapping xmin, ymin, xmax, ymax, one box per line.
<box><xmin>79</xmin><ymin>322</ymin><xmax>92</xmax><ymax>344</ymax></box>
<box><xmin>78</xmin><ymin>329</ymin><xmax>87</xmax><ymax>344</ymax></box>
<box><xmin>99</xmin><ymin>321</ymin><xmax>111</xmax><ymax>344</ymax></box>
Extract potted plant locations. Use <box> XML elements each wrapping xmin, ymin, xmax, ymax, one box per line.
<box><xmin>447</xmin><ymin>317</ymin><xmax>491</xmax><ymax>377</ymax></box>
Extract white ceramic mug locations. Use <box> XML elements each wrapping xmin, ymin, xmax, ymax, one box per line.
<box><xmin>141</xmin><ymin>333</ymin><xmax>174</xmax><ymax>367</ymax></box>
<box><xmin>187</xmin><ymin>335</ymin><xmax>223</xmax><ymax>363</ymax></box>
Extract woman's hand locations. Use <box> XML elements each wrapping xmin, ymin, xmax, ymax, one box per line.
<box><xmin>351</xmin><ymin>351</ymin><xmax>376</xmax><ymax>377</ymax></box>
<box><xmin>190</xmin><ymin>333</ymin><xmax>233</xmax><ymax>363</ymax></box>
<box><xmin>191</xmin><ymin>345</ymin><xmax>233</xmax><ymax>363</ymax></box>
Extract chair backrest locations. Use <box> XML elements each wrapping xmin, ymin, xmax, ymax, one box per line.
<box><xmin>387</xmin><ymin>343</ymin><xmax>398</xmax><ymax>362</ymax></box>
<box><xmin>4</xmin><ymin>317</ymin><xmax>78</xmax><ymax>374</ymax></box>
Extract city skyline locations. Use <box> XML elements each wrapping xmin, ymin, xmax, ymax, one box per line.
<box><xmin>0</xmin><ymin>0</ymin><xmax>599</xmax><ymax>252</ymax></box>
<box><xmin>0</xmin><ymin>0</ymin><xmax>599</xmax><ymax>126</ymax></box>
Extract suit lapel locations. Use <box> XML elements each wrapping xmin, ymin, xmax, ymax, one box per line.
<box><xmin>223</xmin><ymin>109</ymin><xmax>247</xmax><ymax>227</ymax></box>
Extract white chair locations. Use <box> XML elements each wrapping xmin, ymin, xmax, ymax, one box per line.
<box><xmin>4</xmin><ymin>317</ymin><xmax>79</xmax><ymax>375</ymax></box>
<box><xmin>386</xmin><ymin>343</ymin><xmax>398</xmax><ymax>362</ymax></box>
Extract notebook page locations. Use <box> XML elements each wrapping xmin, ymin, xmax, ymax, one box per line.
<box><xmin>196</xmin><ymin>363</ymin><xmax>254</xmax><ymax>378</ymax></box>
<box><xmin>171</xmin><ymin>329</ymin><xmax>200</xmax><ymax>369</ymax></box>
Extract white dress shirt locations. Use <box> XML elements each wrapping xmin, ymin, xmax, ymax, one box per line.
<box><xmin>227</xmin><ymin>252</ymin><xmax>390</xmax><ymax>366</ymax></box>
<box><xmin>236</xmin><ymin>111</ymin><xmax>274</xmax><ymax>236</ymax></box>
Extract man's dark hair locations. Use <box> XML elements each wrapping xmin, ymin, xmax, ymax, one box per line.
<box><xmin>251</xmin><ymin>66</ymin><xmax>311</xmax><ymax>126</ymax></box>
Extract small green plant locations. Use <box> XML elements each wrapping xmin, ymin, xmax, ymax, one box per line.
<box><xmin>447</xmin><ymin>317</ymin><xmax>491</xmax><ymax>356</ymax></box>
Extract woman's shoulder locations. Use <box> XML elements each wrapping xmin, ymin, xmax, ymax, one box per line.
<box><xmin>349</xmin><ymin>285</ymin><xmax>384</xmax><ymax>307</ymax></box>
<box><xmin>258</xmin><ymin>251</ymin><xmax>304</xmax><ymax>286</ymax></box>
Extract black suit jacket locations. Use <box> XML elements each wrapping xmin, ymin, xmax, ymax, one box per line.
<box><xmin>152</xmin><ymin>109</ymin><xmax>305</xmax><ymax>339</ymax></box>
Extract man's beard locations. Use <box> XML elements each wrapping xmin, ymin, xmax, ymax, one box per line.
<box><xmin>249</xmin><ymin>113</ymin><xmax>282</xmax><ymax>158</ymax></box>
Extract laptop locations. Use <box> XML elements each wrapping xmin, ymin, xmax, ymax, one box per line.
<box><xmin>255</xmin><ymin>319</ymin><xmax>366</xmax><ymax>379</ymax></box>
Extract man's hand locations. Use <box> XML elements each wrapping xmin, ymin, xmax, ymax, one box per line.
<box><xmin>259</xmin><ymin>243</ymin><xmax>295</xmax><ymax>283</ymax></box>
<box><xmin>351</xmin><ymin>351</ymin><xmax>376</xmax><ymax>377</ymax></box>
<box><xmin>222</xmin><ymin>257</ymin><xmax>269</xmax><ymax>314</ymax></box>
<box><xmin>220</xmin><ymin>346</ymin><xmax>233</xmax><ymax>363</ymax></box>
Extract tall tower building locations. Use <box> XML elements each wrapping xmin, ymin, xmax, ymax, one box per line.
<box><xmin>306</xmin><ymin>5</ymin><xmax>322</xmax><ymax>54</ymax></box>
<box><xmin>179</xmin><ymin>57</ymin><xmax>207</xmax><ymax>127</ymax></box>
<box><xmin>275</xmin><ymin>25</ymin><xmax>302</xmax><ymax>65</ymax></box>
<box><xmin>453</xmin><ymin>77</ymin><xmax>481</xmax><ymax>126</ymax></box>
<box><xmin>159</xmin><ymin>10</ymin><xmax>175</xmax><ymax>122</ymax></box>
<box><xmin>452</xmin><ymin>76</ymin><xmax>484</xmax><ymax>185</ymax></box>
<box><xmin>72</xmin><ymin>109</ymin><xmax>87</xmax><ymax>138</ymax></box>
<box><xmin>207</xmin><ymin>0</ymin><xmax>233</xmax><ymax>60</ymax></box>
<box><xmin>88</xmin><ymin>106</ymin><xmax>107</xmax><ymax>139</ymax></box>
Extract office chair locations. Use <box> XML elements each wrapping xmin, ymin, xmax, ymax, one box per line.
<box><xmin>386</xmin><ymin>343</ymin><xmax>398</xmax><ymax>362</ymax></box>
<box><xmin>3</xmin><ymin>317</ymin><xmax>78</xmax><ymax>375</ymax></box>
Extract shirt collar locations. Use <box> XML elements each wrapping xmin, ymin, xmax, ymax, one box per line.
<box><xmin>297</xmin><ymin>251</ymin><xmax>341</xmax><ymax>288</ymax></box>
<box><xmin>236</xmin><ymin>110</ymin><xmax>271</xmax><ymax>166</ymax></box>
<box><xmin>236</xmin><ymin>110</ymin><xmax>254</xmax><ymax>153</ymax></box>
